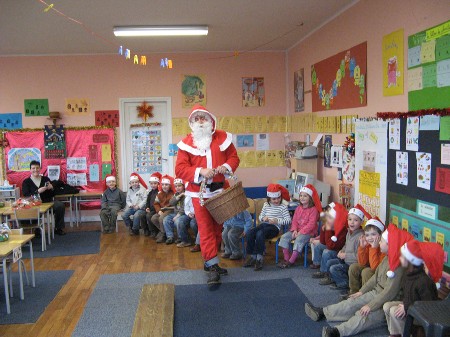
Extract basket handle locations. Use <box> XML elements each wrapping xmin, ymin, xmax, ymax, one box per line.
<box><xmin>199</xmin><ymin>169</ymin><xmax>237</xmax><ymax>206</ymax></box>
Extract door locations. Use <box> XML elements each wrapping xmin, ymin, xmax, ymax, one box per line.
<box><xmin>119</xmin><ymin>97</ymin><xmax>173</xmax><ymax>188</ymax></box>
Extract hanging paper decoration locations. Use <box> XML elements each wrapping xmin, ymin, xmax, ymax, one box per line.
<box><xmin>160</xmin><ymin>58</ymin><xmax>173</xmax><ymax>69</ymax></box>
<box><xmin>344</xmin><ymin>133</ymin><xmax>356</xmax><ymax>156</ymax></box>
<box><xmin>44</xmin><ymin>125</ymin><xmax>66</xmax><ymax>159</ymax></box>
<box><xmin>125</xmin><ymin>49</ymin><xmax>130</xmax><ymax>59</ymax></box>
<box><xmin>118</xmin><ymin>45</ymin><xmax>123</xmax><ymax>55</ymax></box>
<box><xmin>133</xmin><ymin>55</ymin><xmax>139</xmax><ymax>64</ymax></box>
<box><xmin>136</xmin><ymin>101</ymin><xmax>154</xmax><ymax>122</ymax></box>
<box><xmin>140</xmin><ymin>56</ymin><xmax>146</xmax><ymax>65</ymax></box>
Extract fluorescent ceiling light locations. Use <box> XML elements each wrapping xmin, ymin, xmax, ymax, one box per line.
<box><xmin>113</xmin><ymin>26</ymin><xmax>208</xmax><ymax>37</ymax></box>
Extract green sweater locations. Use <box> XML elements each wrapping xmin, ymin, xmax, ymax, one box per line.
<box><xmin>360</xmin><ymin>256</ymin><xmax>405</xmax><ymax>311</ymax></box>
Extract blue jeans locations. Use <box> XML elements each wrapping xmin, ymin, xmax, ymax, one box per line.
<box><xmin>195</xmin><ymin>232</ymin><xmax>200</xmax><ymax>245</ymax></box>
<box><xmin>176</xmin><ymin>215</ymin><xmax>198</xmax><ymax>243</ymax></box>
<box><xmin>122</xmin><ymin>208</ymin><xmax>145</xmax><ymax>231</ymax></box>
<box><xmin>329</xmin><ymin>260</ymin><xmax>350</xmax><ymax>287</ymax></box>
<box><xmin>163</xmin><ymin>213</ymin><xmax>177</xmax><ymax>239</ymax></box>
<box><xmin>245</xmin><ymin>223</ymin><xmax>279</xmax><ymax>256</ymax></box>
<box><xmin>313</xmin><ymin>243</ymin><xmax>338</xmax><ymax>273</ymax></box>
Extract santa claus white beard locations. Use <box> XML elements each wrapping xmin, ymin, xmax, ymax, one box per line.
<box><xmin>192</xmin><ymin>120</ymin><xmax>213</xmax><ymax>151</ymax></box>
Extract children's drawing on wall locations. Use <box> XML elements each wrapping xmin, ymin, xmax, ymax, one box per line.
<box><xmin>242</xmin><ymin>77</ymin><xmax>265</xmax><ymax>107</ymax></box>
<box><xmin>0</xmin><ymin>113</ymin><xmax>22</xmax><ymax>129</ymax></box>
<box><xmin>363</xmin><ymin>150</ymin><xmax>376</xmax><ymax>172</ymax></box>
<box><xmin>406</xmin><ymin>116</ymin><xmax>420</xmax><ymax>151</ymax></box>
<box><xmin>330</xmin><ymin>145</ymin><xmax>343</xmax><ymax>168</ymax></box>
<box><xmin>416</xmin><ymin>152</ymin><xmax>432</xmax><ymax>190</ymax></box>
<box><xmin>181</xmin><ymin>75</ymin><xmax>206</xmax><ymax>108</ymax></box>
<box><xmin>65</xmin><ymin>98</ymin><xmax>90</xmax><ymax>116</ymax></box>
<box><xmin>24</xmin><ymin>99</ymin><xmax>49</xmax><ymax>116</ymax></box>
<box><xmin>396</xmin><ymin>151</ymin><xmax>408</xmax><ymax>186</ymax></box>
<box><xmin>236</xmin><ymin>135</ymin><xmax>254</xmax><ymax>148</ymax></box>
<box><xmin>7</xmin><ymin>148</ymin><xmax>41</xmax><ymax>171</ymax></box>
<box><xmin>382</xmin><ymin>29</ymin><xmax>404</xmax><ymax>96</ymax></box>
<box><xmin>324</xmin><ymin>135</ymin><xmax>332</xmax><ymax>167</ymax></box>
<box><xmin>294</xmin><ymin>69</ymin><xmax>304</xmax><ymax>112</ymax></box>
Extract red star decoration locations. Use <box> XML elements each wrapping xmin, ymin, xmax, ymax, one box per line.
<box><xmin>136</xmin><ymin>101</ymin><xmax>154</xmax><ymax>122</ymax></box>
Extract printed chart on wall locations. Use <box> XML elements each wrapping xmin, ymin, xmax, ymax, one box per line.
<box><xmin>408</xmin><ymin>20</ymin><xmax>450</xmax><ymax>110</ymax></box>
<box><xmin>354</xmin><ymin>119</ymin><xmax>388</xmax><ymax>222</ymax></box>
<box><xmin>311</xmin><ymin>42</ymin><xmax>367</xmax><ymax>111</ymax></box>
<box><xmin>131</xmin><ymin>130</ymin><xmax>162</xmax><ymax>175</ymax></box>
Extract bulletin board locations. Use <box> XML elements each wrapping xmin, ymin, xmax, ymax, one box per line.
<box><xmin>4</xmin><ymin>127</ymin><xmax>117</xmax><ymax>193</ymax></box>
<box><xmin>408</xmin><ymin>20</ymin><xmax>450</xmax><ymax>110</ymax></box>
<box><xmin>311</xmin><ymin>42</ymin><xmax>367</xmax><ymax>112</ymax></box>
<box><xmin>386</xmin><ymin>116</ymin><xmax>450</xmax><ymax>274</ymax></box>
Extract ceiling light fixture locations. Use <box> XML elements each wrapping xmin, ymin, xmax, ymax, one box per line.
<box><xmin>113</xmin><ymin>25</ymin><xmax>208</xmax><ymax>37</ymax></box>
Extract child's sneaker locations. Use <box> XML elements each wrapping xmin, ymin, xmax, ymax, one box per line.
<box><xmin>221</xmin><ymin>253</ymin><xmax>231</xmax><ymax>259</ymax></box>
<box><xmin>319</xmin><ymin>276</ymin><xmax>334</xmax><ymax>285</ymax></box>
<box><xmin>243</xmin><ymin>256</ymin><xmax>256</xmax><ymax>268</ymax></box>
<box><xmin>165</xmin><ymin>237</ymin><xmax>174</xmax><ymax>244</ymax></box>
<box><xmin>177</xmin><ymin>241</ymin><xmax>192</xmax><ymax>248</ymax></box>
<box><xmin>229</xmin><ymin>254</ymin><xmax>242</xmax><ymax>260</ymax></box>
<box><xmin>254</xmin><ymin>259</ymin><xmax>263</xmax><ymax>271</ymax></box>
<box><xmin>190</xmin><ymin>244</ymin><xmax>201</xmax><ymax>252</ymax></box>
<box><xmin>312</xmin><ymin>271</ymin><xmax>326</xmax><ymax>279</ymax></box>
<box><xmin>175</xmin><ymin>238</ymin><xmax>182</xmax><ymax>243</ymax></box>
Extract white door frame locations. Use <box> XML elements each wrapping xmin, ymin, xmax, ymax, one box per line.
<box><xmin>119</xmin><ymin>97</ymin><xmax>173</xmax><ymax>188</ymax></box>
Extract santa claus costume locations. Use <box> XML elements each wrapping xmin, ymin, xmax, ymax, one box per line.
<box><xmin>175</xmin><ymin>105</ymin><xmax>240</xmax><ymax>286</ymax></box>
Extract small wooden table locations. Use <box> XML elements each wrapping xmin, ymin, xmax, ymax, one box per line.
<box><xmin>74</xmin><ymin>190</ymin><xmax>103</xmax><ymax>225</ymax></box>
<box><xmin>0</xmin><ymin>234</ymin><xmax>36</xmax><ymax>314</ymax></box>
<box><xmin>1</xmin><ymin>203</ymin><xmax>54</xmax><ymax>248</ymax></box>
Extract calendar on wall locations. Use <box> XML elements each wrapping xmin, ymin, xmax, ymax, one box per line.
<box><xmin>131</xmin><ymin>129</ymin><xmax>162</xmax><ymax>174</ymax></box>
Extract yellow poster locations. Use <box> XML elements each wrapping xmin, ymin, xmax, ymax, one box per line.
<box><xmin>382</xmin><ymin>29</ymin><xmax>404</xmax><ymax>96</ymax></box>
<box><xmin>101</xmin><ymin>144</ymin><xmax>112</xmax><ymax>162</ymax></box>
<box><xmin>255</xmin><ymin>150</ymin><xmax>266</xmax><ymax>167</ymax></box>
<box><xmin>436</xmin><ymin>232</ymin><xmax>445</xmax><ymax>249</ymax></box>
<box><xmin>401</xmin><ymin>218</ymin><xmax>409</xmax><ymax>231</ymax></box>
<box><xmin>65</xmin><ymin>98</ymin><xmax>90</xmax><ymax>115</ymax></box>
<box><xmin>423</xmin><ymin>227</ymin><xmax>431</xmax><ymax>242</ymax></box>
<box><xmin>392</xmin><ymin>215</ymin><xmax>399</xmax><ymax>226</ymax></box>
<box><xmin>265</xmin><ymin>150</ymin><xmax>279</xmax><ymax>167</ymax></box>
<box><xmin>256</xmin><ymin>116</ymin><xmax>268</xmax><ymax>133</ymax></box>
<box><xmin>221</xmin><ymin>117</ymin><xmax>232</xmax><ymax>132</ymax></box>
<box><xmin>243</xmin><ymin>117</ymin><xmax>255</xmax><ymax>133</ymax></box>
<box><xmin>359</xmin><ymin>170</ymin><xmax>380</xmax><ymax>197</ymax></box>
<box><xmin>245</xmin><ymin>151</ymin><xmax>257</xmax><ymax>168</ymax></box>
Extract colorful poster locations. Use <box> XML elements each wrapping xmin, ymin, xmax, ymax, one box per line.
<box><xmin>65</xmin><ymin>98</ymin><xmax>90</xmax><ymax>115</ymax></box>
<box><xmin>419</xmin><ymin>115</ymin><xmax>440</xmax><ymax>130</ymax></box>
<box><xmin>44</xmin><ymin>125</ymin><xmax>66</xmax><ymax>159</ymax></box>
<box><xmin>242</xmin><ymin>77</ymin><xmax>265</xmax><ymax>107</ymax></box>
<box><xmin>363</xmin><ymin>150</ymin><xmax>376</xmax><ymax>172</ymax></box>
<box><xmin>324</xmin><ymin>135</ymin><xmax>332</xmax><ymax>168</ymax></box>
<box><xmin>406</xmin><ymin>117</ymin><xmax>420</xmax><ymax>151</ymax></box>
<box><xmin>294</xmin><ymin>69</ymin><xmax>304</xmax><ymax>112</ymax></box>
<box><xmin>440</xmin><ymin>116</ymin><xmax>450</xmax><ymax>141</ymax></box>
<box><xmin>89</xmin><ymin>145</ymin><xmax>98</xmax><ymax>161</ymax></box>
<box><xmin>396</xmin><ymin>151</ymin><xmax>408</xmax><ymax>186</ymax></box>
<box><xmin>181</xmin><ymin>75</ymin><xmax>206</xmax><ymax>108</ymax></box>
<box><xmin>67</xmin><ymin>173</ymin><xmax>87</xmax><ymax>186</ymax></box>
<box><xmin>416</xmin><ymin>152</ymin><xmax>432</xmax><ymax>190</ymax></box>
<box><xmin>101</xmin><ymin>144</ymin><xmax>112</xmax><ymax>162</ymax></box>
<box><xmin>0</xmin><ymin>113</ymin><xmax>22</xmax><ymax>129</ymax></box>
<box><xmin>131</xmin><ymin>130</ymin><xmax>162</xmax><ymax>174</ymax></box>
<box><xmin>330</xmin><ymin>145</ymin><xmax>343</xmax><ymax>168</ymax></box>
<box><xmin>311</xmin><ymin>42</ymin><xmax>367</xmax><ymax>112</ymax></box>
<box><xmin>95</xmin><ymin>110</ymin><xmax>119</xmax><ymax>127</ymax></box>
<box><xmin>7</xmin><ymin>148</ymin><xmax>41</xmax><ymax>171</ymax></box>
<box><xmin>67</xmin><ymin>157</ymin><xmax>87</xmax><ymax>171</ymax></box>
<box><xmin>47</xmin><ymin>165</ymin><xmax>61</xmax><ymax>181</ymax></box>
<box><xmin>436</xmin><ymin>167</ymin><xmax>450</xmax><ymax>195</ymax></box>
<box><xmin>388</xmin><ymin>119</ymin><xmax>401</xmax><ymax>150</ymax></box>
<box><xmin>24</xmin><ymin>99</ymin><xmax>49</xmax><ymax>116</ymax></box>
<box><xmin>169</xmin><ymin>143</ymin><xmax>178</xmax><ymax>157</ymax></box>
<box><xmin>256</xmin><ymin>133</ymin><xmax>269</xmax><ymax>151</ymax></box>
<box><xmin>383</xmin><ymin>29</ymin><xmax>404</xmax><ymax>96</ymax></box>
<box><xmin>236</xmin><ymin>135</ymin><xmax>254</xmax><ymax>148</ymax></box>
<box><xmin>89</xmin><ymin>164</ymin><xmax>99</xmax><ymax>182</ymax></box>
<box><xmin>442</xmin><ymin>144</ymin><xmax>450</xmax><ymax>165</ymax></box>
<box><xmin>101</xmin><ymin>163</ymin><xmax>111</xmax><ymax>179</ymax></box>
<box><xmin>342</xmin><ymin>151</ymin><xmax>355</xmax><ymax>183</ymax></box>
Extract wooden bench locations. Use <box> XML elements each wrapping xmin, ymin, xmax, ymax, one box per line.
<box><xmin>131</xmin><ymin>284</ymin><xmax>175</xmax><ymax>337</ymax></box>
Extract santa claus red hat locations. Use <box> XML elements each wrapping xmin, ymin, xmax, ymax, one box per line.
<box><xmin>188</xmin><ymin>104</ymin><xmax>217</xmax><ymax>133</ymax></box>
<box><xmin>174</xmin><ymin>177</ymin><xmax>184</xmax><ymax>185</ymax></box>
<box><xmin>160</xmin><ymin>175</ymin><xmax>175</xmax><ymax>193</ymax></box>
<box><xmin>330</xmin><ymin>202</ymin><xmax>349</xmax><ymax>242</ymax></box>
<box><xmin>349</xmin><ymin>204</ymin><xmax>371</xmax><ymax>221</ymax></box>
<box><xmin>129</xmin><ymin>172</ymin><xmax>148</xmax><ymax>189</ymax></box>
<box><xmin>300</xmin><ymin>184</ymin><xmax>323</xmax><ymax>215</ymax></box>
<box><xmin>382</xmin><ymin>224</ymin><xmax>414</xmax><ymax>278</ymax></box>
<box><xmin>105</xmin><ymin>175</ymin><xmax>116</xmax><ymax>183</ymax></box>
<box><xmin>267</xmin><ymin>184</ymin><xmax>290</xmax><ymax>202</ymax></box>
<box><xmin>401</xmin><ymin>240</ymin><xmax>444</xmax><ymax>288</ymax></box>
<box><xmin>149</xmin><ymin>172</ymin><xmax>162</xmax><ymax>183</ymax></box>
<box><xmin>365</xmin><ymin>216</ymin><xmax>385</xmax><ymax>232</ymax></box>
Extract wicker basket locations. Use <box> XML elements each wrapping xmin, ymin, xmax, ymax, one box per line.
<box><xmin>203</xmin><ymin>181</ymin><xmax>249</xmax><ymax>224</ymax></box>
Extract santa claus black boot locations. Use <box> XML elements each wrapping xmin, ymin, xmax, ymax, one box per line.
<box><xmin>207</xmin><ymin>269</ymin><xmax>221</xmax><ymax>289</ymax></box>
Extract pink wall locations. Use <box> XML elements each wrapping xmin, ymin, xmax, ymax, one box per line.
<box><xmin>0</xmin><ymin>52</ymin><xmax>287</xmax><ymax>188</ymax></box>
<box><xmin>287</xmin><ymin>0</ymin><xmax>450</xmax><ymax>201</ymax></box>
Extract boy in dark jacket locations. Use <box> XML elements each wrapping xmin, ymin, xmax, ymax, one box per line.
<box><xmin>144</xmin><ymin>172</ymin><xmax>161</xmax><ymax>237</ymax></box>
<box><xmin>100</xmin><ymin>175</ymin><xmax>126</xmax><ymax>233</ymax></box>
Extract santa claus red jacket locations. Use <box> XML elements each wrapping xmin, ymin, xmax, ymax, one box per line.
<box><xmin>176</xmin><ymin>129</ymin><xmax>240</xmax><ymax>198</ymax></box>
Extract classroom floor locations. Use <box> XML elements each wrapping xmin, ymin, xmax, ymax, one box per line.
<box><xmin>2</xmin><ymin>222</ymin><xmax>276</xmax><ymax>337</ymax></box>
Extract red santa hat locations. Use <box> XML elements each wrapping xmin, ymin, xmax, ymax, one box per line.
<box><xmin>149</xmin><ymin>172</ymin><xmax>162</xmax><ymax>183</ymax></box>
<box><xmin>188</xmin><ymin>104</ymin><xmax>217</xmax><ymax>133</ymax></box>
<box><xmin>105</xmin><ymin>175</ymin><xmax>116</xmax><ymax>183</ymax></box>
<box><xmin>330</xmin><ymin>202</ymin><xmax>349</xmax><ymax>242</ymax></box>
<box><xmin>129</xmin><ymin>172</ymin><xmax>148</xmax><ymax>189</ymax></box>
<box><xmin>174</xmin><ymin>177</ymin><xmax>184</xmax><ymax>185</ymax></box>
<box><xmin>382</xmin><ymin>224</ymin><xmax>414</xmax><ymax>278</ymax></box>
<box><xmin>401</xmin><ymin>240</ymin><xmax>444</xmax><ymax>288</ymax></box>
<box><xmin>267</xmin><ymin>184</ymin><xmax>290</xmax><ymax>202</ymax></box>
<box><xmin>300</xmin><ymin>184</ymin><xmax>323</xmax><ymax>215</ymax></box>
<box><xmin>365</xmin><ymin>216</ymin><xmax>385</xmax><ymax>232</ymax></box>
<box><xmin>160</xmin><ymin>175</ymin><xmax>175</xmax><ymax>193</ymax></box>
<box><xmin>349</xmin><ymin>204</ymin><xmax>371</xmax><ymax>221</ymax></box>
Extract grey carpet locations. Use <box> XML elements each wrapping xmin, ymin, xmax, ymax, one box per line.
<box><xmin>73</xmin><ymin>266</ymin><xmax>389</xmax><ymax>337</ymax></box>
<box><xmin>0</xmin><ymin>270</ymin><xmax>74</xmax><ymax>324</ymax></box>
<box><xmin>22</xmin><ymin>231</ymin><xmax>101</xmax><ymax>258</ymax></box>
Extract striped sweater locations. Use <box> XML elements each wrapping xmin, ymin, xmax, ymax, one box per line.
<box><xmin>258</xmin><ymin>202</ymin><xmax>291</xmax><ymax>230</ymax></box>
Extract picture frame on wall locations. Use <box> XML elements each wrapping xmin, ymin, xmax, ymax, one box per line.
<box><xmin>242</xmin><ymin>77</ymin><xmax>265</xmax><ymax>107</ymax></box>
<box><xmin>294</xmin><ymin>68</ymin><xmax>304</xmax><ymax>112</ymax></box>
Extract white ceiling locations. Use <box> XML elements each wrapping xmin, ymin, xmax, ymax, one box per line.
<box><xmin>0</xmin><ymin>0</ymin><xmax>357</xmax><ymax>56</ymax></box>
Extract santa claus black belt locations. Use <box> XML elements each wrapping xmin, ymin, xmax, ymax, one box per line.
<box><xmin>194</xmin><ymin>182</ymin><xmax>224</xmax><ymax>192</ymax></box>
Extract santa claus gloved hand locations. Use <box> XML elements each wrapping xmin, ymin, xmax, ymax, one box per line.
<box><xmin>215</xmin><ymin>165</ymin><xmax>228</xmax><ymax>175</ymax></box>
<box><xmin>200</xmin><ymin>168</ymin><xmax>215</xmax><ymax>179</ymax></box>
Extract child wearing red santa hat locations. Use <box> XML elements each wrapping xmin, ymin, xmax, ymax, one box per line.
<box><xmin>311</xmin><ymin>202</ymin><xmax>348</xmax><ymax>282</ymax></box>
<box><xmin>383</xmin><ymin>239</ymin><xmax>443</xmax><ymax>337</ymax></box>
<box><xmin>305</xmin><ymin>224</ymin><xmax>413</xmax><ymax>337</ymax></box>
<box><xmin>346</xmin><ymin>216</ymin><xmax>386</xmax><ymax>299</ymax></box>
<box><xmin>243</xmin><ymin>184</ymin><xmax>291</xmax><ymax>271</ymax></box>
<box><xmin>151</xmin><ymin>175</ymin><xmax>175</xmax><ymax>243</ymax></box>
<box><xmin>124</xmin><ymin>173</ymin><xmax>148</xmax><ymax>236</ymax></box>
<box><xmin>100</xmin><ymin>175</ymin><xmax>126</xmax><ymax>234</ymax></box>
<box><xmin>143</xmin><ymin>172</ymin><xmax>162</xmax><ymax>237</ymax></box>
<box><xmin>278</xmin><ymin>184</ymin><xmax>322</xmax><ymax>268</ymax></box>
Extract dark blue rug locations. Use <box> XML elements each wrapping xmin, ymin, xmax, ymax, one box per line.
<box><xmin>0</xmin><ymin>270</ymin><xmax>74</xmax><ymax>324</ymax></box>
<box><xmin>22</xmin><ymin>231</ymin><xmax>101</xmax><ymax>258</ymax></box>
<box><xmin>174</xmin><ymin>278</ymin><xmax>327</xmax><ymax>337</ymax></box>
